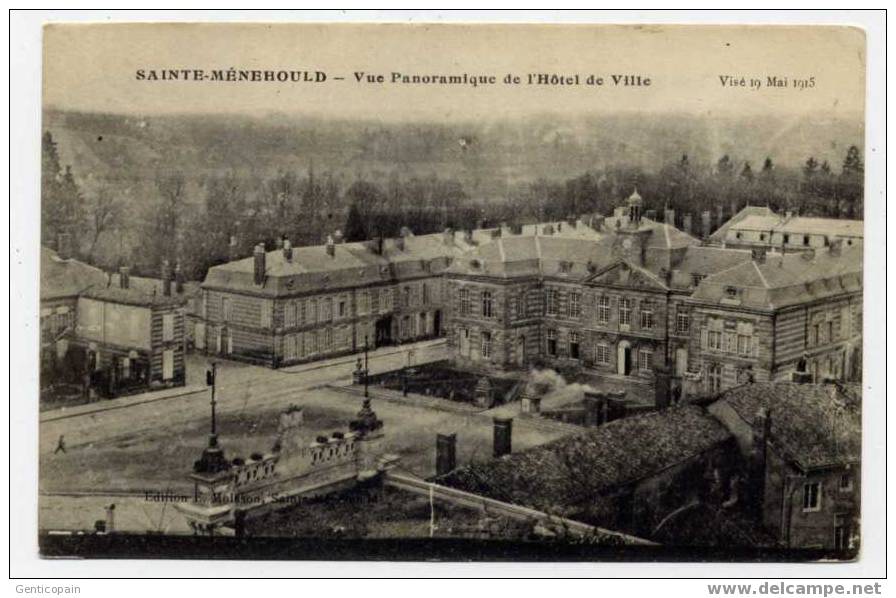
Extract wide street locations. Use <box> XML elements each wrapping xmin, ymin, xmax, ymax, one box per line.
<box><xmin>39</xmin><ymin>338</ymin><xmax>448</xmax><ymax>455</ymax></box>
<box><xmin>38</xmin><ymin>338</ymin><xmax>577</xmax><ymax>533</ymax></box>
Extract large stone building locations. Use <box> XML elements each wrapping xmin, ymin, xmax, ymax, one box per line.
<box><xmin>443</xmin><ymin>192</ymin><xmax>863</xmax><ymax>400</ymax></box>
<box><xmin>199</xmin><ymin>230</ymin><xmax>484</xmax><ymax>367</ymax></box>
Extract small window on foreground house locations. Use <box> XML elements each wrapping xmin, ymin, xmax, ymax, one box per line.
<box><xmin>804</xmin><ymin>235</ymin><xmax>811</xmax><ymax>246</ymax></box>
<box><xmin>839</xmin><ymin>473</ymin><xmax>853</xmax><ymax>492</ymax></box>
<box><xmin>802</xmin><ymin>482</ymin><xmax>821</xmax><ymax>512</ymax></box>
<box><xmin>725</xmin><ymin>286</ymin><xmax>738</xmax><ymax>299</ymax></box>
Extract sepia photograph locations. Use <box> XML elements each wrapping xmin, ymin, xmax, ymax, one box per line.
<box><xmin>10</xmin><ymin>13</ymin><xmax>885</xmax><ymax>580</ymax></box>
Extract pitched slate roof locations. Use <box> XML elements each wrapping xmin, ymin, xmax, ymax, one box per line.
<box><xmin>446</xmin><ymin>235</ymin><xmax>618</xmax><ymax>280</ymax></box>
<box><xmin>708</xmin><ymin>205</ymin><xmax>777</xmax><ymax>243</ymax></box>
<box><xmin>446</xmin><ymin>219</ymin><xmax>698</xmax><ymax>281</ymax></box>
<box><xmin>440</xmin><ymin>405</ymin><xmax>732</xmax><ymax>511</ymax></box>
<box><xmin>713</xmin><ymin>382</ymin><xmax>860</xmax><ymax>471</ymax></box>
<box><xmin>711</xmin><ymin>206</ymin><xmax>863</xmax><ymax>243</ymax></box>
<box><xmin>81</xmin><ymin>284</ymin><xmax>188</xmax><ymax>307</ymax></box>
<box><xmin>203</xmin><ymin>231</ymin><xmax>476</xmax><ymax>296</ymax></box>
<box><xmin>690</xmin><ymin>246</ymin><xmax>862</xmax><ymax>310</ymax></box>
<box><xmin>668</xmin><ymin>246</ymin><xmax>755</xmax><ymax>291</ymax></box>
<box><xmin>40</xmin><ymin>247</ymin><xmax>107</xmax><ymax>301</ymax></box>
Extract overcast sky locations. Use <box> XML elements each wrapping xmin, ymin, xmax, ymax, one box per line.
<box><xmin>43</xmin><ymin>23</ymin><xmax>865</xmax><ymax>122</ymax></box>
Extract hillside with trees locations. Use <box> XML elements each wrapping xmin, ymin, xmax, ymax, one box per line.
<box><xmin>41</xmin><ymin>109</ymin><xmax>864</xmax><ymax>280</ymax></box>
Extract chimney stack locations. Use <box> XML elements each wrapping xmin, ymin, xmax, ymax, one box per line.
<box><xmin>56</xmin><ymin>232</ymin><xmax>72</xmax><ymax>260</ymax></box>
<box><xmin>118</xmin><ymin>266</ymin><xmax>130</xmax><ymax>289</ymax></box>
<box><xmin>175</xmin><ymin>261</ymin><xmax>184</xmax><ymax>294</ymax></box>
<box><xmin>435</xmin><ymin>433</ymin><xmax>457</xmax><ymax>477</ymax></box>
<box><xmin>283</xmin><ymin>238</ymin><xmax>293</xmax><ymax>261</ymax></box>
<box><xmin>682</xmin><ymin>213</ymin><xmax>693</xmax><ymax>235</ymax></box>
<box><xmin>664</xmin><ymin>208</ymin><xmax>676</xmax><ymax>227</ymax></box>
<box><xmin>751</xmin><ymin>247</ymin><xmax>767</xmax><ymax>264</ymax></box>
<box><xmin>701</xmin><ymin>211</ymin><xmax>712</xmax><ymax>239</ymax></box>
<box><xmin>749</xmin><ymin>407</ymin><xmax>771</xmax><ymax>517</ymax></box>
<box><xmin>228</xmin><ymin>235</ymin><xmax>239</xmax><ymax>262</ymax></box>
<box><xmin>253</xmin><ymin>243</ymin><xmax>266</xmax><ymax>285</ymax></box>
<box><xmin>326</xmin><ymin>235</ymin><xmax>335</xmax><ymax>257</ymax></box>
<box><xmin>161</xmin><ymin>260</ymin><xmax>172</xmax><ymax>296</ymax></box>
<box><xmin>493</xmin><ymin>417</ymin><xmax>512</xmax><ymax>458</ymax></box>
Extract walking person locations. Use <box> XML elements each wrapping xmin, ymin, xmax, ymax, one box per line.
<box><xmin>54</xmin><ymin>434</ymin><xmax>66</xmax><ymax>454</ymax></box>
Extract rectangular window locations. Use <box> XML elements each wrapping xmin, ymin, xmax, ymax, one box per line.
<box><xmin>597</xmin><ymin>296</ymin><xmax>611</xmax><ymax>324</ymax></box>
<box><xmin>546</xmin><ymin>289</ymin><xmax>558</xmax><ymax>316</ymax></box>
<box><xmin>638</xmin><ymin>349</ymin><xmax>652</xmax><ymax>371</ymax></box>
<box><xmin>595</xmin><ymin>343</ymin><xmax>610</xmax><ymax>364</ymax></box>
<box><xmin>482</xmin><ymin>290</ymin><xmax>494</xmax><ymax>318</ymax></box>
<box><xmin>676</xmin><ymin>312</ymin><xmax>690</xmax><ymax>334</ymax></box>
<box><xmin>835</xmin><ymin>515</ymin><xmax>852</xmax><ymax>551</ymax></box>
<box><xmin>839</xmin><ymin>473</ymin><xmax>853</xmax><ymax>492</ymax></box>
<box><xmin>708</xmin><ymin>363</ymin><xmax>723</xmax><ymax>393</ymax></box>
<box><xmin>546</xmin><ymin>329</ymin><xmax>557</xmax><ymax>357</ymax></box>
<box><xmin>737</xmin><ymin>334</ymin><xmax>752</xmax><ymax>356</ymax></box>
<box><xmin>515</xmin><ymin>294</ymin><xmax>525</xmax><ymax>319</ymax></box>
<box><xmin>422</xmin><ymin>284</ymin><xmax>429</xmax><ymax>306</ymax></box>
<box><xmin>370</xmin><ymin>290</ymin><xmax>379</xmax><ymax>314</ymax></box>
<box><xmin>481</xmin><ymin>331</ymin><xmax>492</xmax><ymax>359</ymax></box>
<box><xmin>162</xmin><ymin>313</ymin><xmax>175</xmax><ymax>342</ymax></box>
<box><xmin>403</xmin><ymin>287</ymin><xmax>411</xmax><ymax>308</ymax></box>
<box><xmin>619</xmin><ymin>298</ymin><xmax>632</xmax><ymax>326</ymax></box>
<box><xmin>812</xmin><ymin>323</ymin><xmax>820</xmax><ymax>346</ymax></box>
<box><xmin>569</xmin><ymin>332</ymin><xmax>580</xmax><ymax>360</ymax></box>
<box><xmin>285</xmin><ymin>302</ymin><xmax>297</xmax><ymax>327</ymax></box>
<box><xmin>802</xmin><ymin>482</ymin><xmax>821</xmax><ymax>512</ymax></box>
<box><xmin>640</xmin><ymin>310</ymin><xmax>654</xmax><ymax>330</ymax></box>
<box><xmin>708</xmin><ymin>330</ymin><xmax>723</xmax><ymax>351</ymax></box>
<box><xmin>309</xmin><ymin>299</ymin><xmax>318</xmax><ymax>324</ymax></box>
<box><xmin>338</xmin><ymin>299</ymin><xmax>347</xmax><ymax>319</ymax></box>
<box><xmin>568</xmin><ymin>292</ymin><xmax>581</xmax><ymax>318</ymax></box>
<box><xmin>222</xmin><ymin>297</ymin><xmax>232</xmax><ymax>322</ymax></box>
<box><xmin>162</xmin><ymin>349</ymin><xmax>174</xmax><ymax>380</ymax></box>
<box><xmin>827</xmin><ymin>321</ymin><xmax>834</xmax><ymax>344</ymax></box>
<box><xmin>260</xmin><ymin>300</ymin><xmax>272</xmax><ymax>328</ymax></box>
<box><xmin>358</xmin><ymin>291</ymin><xmax>369</xmax><ymax>316</ymax></box>
<box><xmin>459</xmin><ymin>288</ymin><xmax>471</xmax><ymax>316</ymax></box>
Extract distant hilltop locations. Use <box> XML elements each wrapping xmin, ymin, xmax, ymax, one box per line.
<box><xmin>42</xmin><ymin>108</ymin><xmax>863</xmax><ymax>196</ymax></box>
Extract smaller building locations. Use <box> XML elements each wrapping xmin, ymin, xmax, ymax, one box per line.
<box><xmin>709</xmin><ymin>206</ymin><xmax>863</xmax><ymax>252</ymax></box>
<box><xmin>708</xmin><ymin>382</ymin><xmax>861</xmax><ymax>551</ymax></box>
<box><xmin>40</xmin><ymin>246</ymin><xmax>190</xmax><ymax>400</ymax></box>
<box><xmin>75</xmin><ymin>268</ymin><xmax>188</xmax><ymax>396</ymax></box>
<box><xmin>440</xmin><ymin>405</ymin><xmax>737</xmax><ymax>541</ymax></box>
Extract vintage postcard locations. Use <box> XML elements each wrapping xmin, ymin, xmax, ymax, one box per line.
<box><xmin>35</xmin><ymin>21</ymin><xmax>867</xmax><ymax>562</ymax></box>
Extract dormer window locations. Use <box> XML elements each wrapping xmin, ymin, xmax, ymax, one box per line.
<box><xmin>725</xmin><ymin>286</ymin><xmax>738</xmax><ymax>299</ymax></box>
<box><xmin>559</xmin><ymin>261</ymin><xmax>573</xmax><ymax>274</ymax></box>
<box><xmin>803</xmin><ymin>235</ymin><xmax>811</xmax><ymax>246</ymax></box>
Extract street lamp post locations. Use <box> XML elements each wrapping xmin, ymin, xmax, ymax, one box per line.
<box><xmin>364</xmin><ymin>335</ymin><xmax>370</xmax><ymax>398</ymax></box>
<box><xmin>206</xmin><ymin>362</ymin><xmax>218</xmax><ymax>437</ymax></box>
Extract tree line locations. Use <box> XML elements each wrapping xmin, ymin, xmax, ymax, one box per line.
<box><xmin>41</xmin><ymin>129</ymin><xmax>864</xmax><ymax>282</ymax></box>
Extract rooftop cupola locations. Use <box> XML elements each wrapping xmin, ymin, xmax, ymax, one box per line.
<box><xmin>627</xmin><ymin>188</ymin><xmax>643</xmax><ymax>226</ymax></box>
